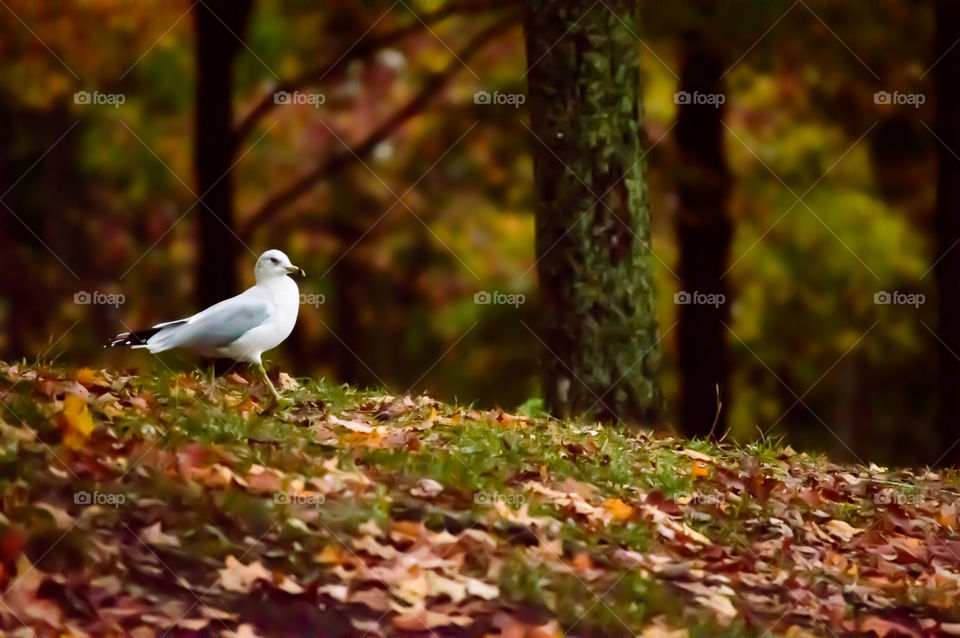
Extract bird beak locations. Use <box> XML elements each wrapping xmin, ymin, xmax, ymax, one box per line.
<box><xmin>286</xmin><ymin>265</ymin><xmax>306</xmax><ymax>277</ymax></box>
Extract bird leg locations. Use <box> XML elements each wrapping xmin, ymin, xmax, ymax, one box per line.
<box><xmin>257</xmin><ymin>362</ymin><xmax>282</xmax><ymax>401</ymax></box>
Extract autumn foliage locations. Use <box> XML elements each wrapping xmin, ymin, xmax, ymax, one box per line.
<box><xmin>0</xmin><ymin>363</ymin><xmax>958</xmax><ymax>636</ymax></box>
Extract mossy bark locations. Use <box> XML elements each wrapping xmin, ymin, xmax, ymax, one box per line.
<box><xmin>524</xmin><ymin>1</ymin><xmax>661</xmax><ymax>425</ymax></box>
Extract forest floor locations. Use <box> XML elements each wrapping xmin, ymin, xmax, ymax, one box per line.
<box><xmin>0</xmin><ymin>363</ymin><xmax>959</xmax><ymax>637</ymax></box>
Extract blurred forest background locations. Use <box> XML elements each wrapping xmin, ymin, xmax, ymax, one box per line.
<box><xmin>0</xmin><ymin>0</ymin><xmax>950</xmax><ymax>464</ymax></box>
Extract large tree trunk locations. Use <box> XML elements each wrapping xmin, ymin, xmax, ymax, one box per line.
<box><xmin>674</xmin><ymin>32</ymin><xmax>732</xmax><ymax>437</ymax></box>
<box><xmin>525</xmin><ymin>1</ymin><xmax>661</xmax><ymax>424</ymax></box>
<box><xmin>193</xmin><ymin>0</ymin><xmax>252</xmax><ymax>308</ymax></box>
<box><xmin>934</xmin><ymin>0</ymin><xmax>960</xmax><ymax>464</ymax></box>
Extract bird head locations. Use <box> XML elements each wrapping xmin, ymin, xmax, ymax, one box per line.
<box><xmin>255</xmin><ymin>249</ymin><xmax>305</xmax><ymax>283</ymax></box>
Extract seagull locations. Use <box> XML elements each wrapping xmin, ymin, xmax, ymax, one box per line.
<box><xmin>110</xmin><ymin>249</ymin><xmax>304</xmax><ymax>400</ymax></box>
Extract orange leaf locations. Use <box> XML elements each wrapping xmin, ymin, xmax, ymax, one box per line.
<box><xmin>74</xmin><ymin>367</ymin><xmax>108</xmax><ymax>390</ymax></box>
<box><xmin>315</xmin><ymin>545</ymin><xmax>342</xmax><ymax>564</ymax></box>
<box><xmin>692</xmin><ymin>460</ymin><xmax>710</xmax><ymax>477</ymax></box>
<box><xmin>343</xmin><ymin>431</ymin><xmax>384</xmax><ymax>448</ymax></box>
<box><xmin>603</xmin><ymin>498</ymin><xmax>634</xmax><ymax>520</ymax></box>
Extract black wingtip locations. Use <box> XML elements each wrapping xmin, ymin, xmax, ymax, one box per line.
<box><xmin>107</xmin><ymin>328</ymin><xmax>162</xmax><ymax>348</ymax></box>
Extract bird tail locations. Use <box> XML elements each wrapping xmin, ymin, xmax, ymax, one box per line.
<box><xmin>108</xmin><ymin>319</ymin><xmax>189</xmax><ymax>351</ymax></box>
<box><xmin>108</xmin><ymin>327</ymin><xmax>165</xmax><ymax>349</ymax></box>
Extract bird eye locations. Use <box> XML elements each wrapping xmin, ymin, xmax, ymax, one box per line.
<box><xmin>269</xmin><ymin>257</ymin><xmax>279</xmax><ymax>264</ymax></box>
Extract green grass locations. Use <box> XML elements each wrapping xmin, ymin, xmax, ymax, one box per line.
<box><xmin>1</xmin><ymin>361</ymin><xmax>959</xmax><ymax>636</ymax></box>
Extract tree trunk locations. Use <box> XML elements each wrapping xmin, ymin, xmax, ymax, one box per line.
<box><xmin>934</xmin><ymin>0</ymin><xmax>960</xmax><ymax>464</ymax></box>
<box><xmin>674</xmin><ymin>32</ymin><xmax>732</xmax><ymax>437</ymax></box>
<box><xmin>193</xmin><ymin>0</ymin><xmax>252</xmax><ymax>308</ymax></box>
<box><xmin>525</xmin><ymin>1</ymin><xmax>661</xmax><ymax>424</ymax></box>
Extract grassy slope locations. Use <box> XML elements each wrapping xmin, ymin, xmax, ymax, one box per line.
<box><xmin>0</xmin><ymin>362</ymin><xmax>959</xmax><ymax>637</ymax></box>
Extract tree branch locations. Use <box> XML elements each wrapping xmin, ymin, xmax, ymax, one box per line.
<box><xmin>239</xmin><ymin>12</ymin><xmax>519</xmax><ymax>241</ymax></box>
<box><xmin>233</xmin><ymin>0</ymin><xmax>507</xmax><ymax>143</ymax></box>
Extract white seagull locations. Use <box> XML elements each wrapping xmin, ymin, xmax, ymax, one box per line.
<box><xmin>110</xmin><ymin>249</ymin><xmax>304</xmax><ymax>400</ymax></box>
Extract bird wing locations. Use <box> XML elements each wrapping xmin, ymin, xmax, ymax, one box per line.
<box><xmin>145</xmin><ymin>287</ymin><xmax>273</xmax><ymax>353</ymax></box>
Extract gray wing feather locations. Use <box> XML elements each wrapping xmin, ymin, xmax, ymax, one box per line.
<box><xmin>145</xmin><ymin>289</ymin><xmax>272</xmax><ymax>353</ymax></box>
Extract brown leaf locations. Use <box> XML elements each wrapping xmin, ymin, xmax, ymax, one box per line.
<box><xmin>858</xmin><ymin>616</ymin><xmax>921</xmax><ymax>637</ymax></box>
<box><xmin>392</xmin><ymin>604</ymin><xmax>471</xmax><ymax>631</ymax></box>
<box><xmin>2</xmin><ymin>555</ymin><xmax>63</xmax><ymax>628</ymax></box>
<box><xmin>217</xmin><ymin>556</ymin><xmax>272</xmax><ymax>593</ymax></box>
<box><xmin>277</xmin><ymin>372</ymin><xmax>299</xmax><ymax>391</ymax></box>
<box><xmin>825</xmin><ymin>519</ymin><xmax>864</xmax><ymax>542</ymax></box>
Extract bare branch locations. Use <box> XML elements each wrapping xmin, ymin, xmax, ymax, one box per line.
<box><xmin>233</xmin><ymin>1</ymin><xmax>507</xmax><ymax>143</ymax></box>
<box><xmin>239</xmin><ymin>12</ymin><xmax>519</xmax><ymax>241</ymax></box>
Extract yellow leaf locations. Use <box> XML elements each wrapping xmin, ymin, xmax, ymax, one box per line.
<box><xmin>60</xmin><ymin>394</ymin><xmax>94</xmax><ymax>450</ymax></box>
<box><xmin>603</xmin><ymin>498</ymin><xmax>634</xmax><ymax>520</ymax></box>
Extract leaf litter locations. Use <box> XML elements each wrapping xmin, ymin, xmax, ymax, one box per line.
<box><xmin>0</xmin><ymin>363</ymin><xmax>958</xmax><ymax>635</ymax></box>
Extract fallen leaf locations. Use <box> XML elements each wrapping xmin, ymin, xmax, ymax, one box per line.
<box><xmin>425</xmin><ymin>571</ymin><xmax>467</xmax><ymax>603</ymax></box>
<box><xmin>59</xmin><ymin>393</ymin><xmax>94</xmax><ymax>450</ymax></box>
<box><xmin>227</xmin><ymin>372</ymin><xmax>250</xmax><ymax>385</ymax></box>
<box><xmin>140</xmin><ymin>522</ymin><xmax>181</xmax><ymax>547</ymax></box>
<box><xmin>825</xmin><ymin>519</ymin><xmax>863</xmax><ymax>542</ymax></box>
<box><xmin>410</xmin><ymin>478</ymin><xmax>443</xmax><ymax>498</ymax></box>
<box><xmin>75</xmin><ymin>367</ymin><xmax>110</xmax><ymax>390</ymax></box>
<box><xmin>604</xmin><ymin>498</ymin><xmax>634</xmax><ymax>520</ymax></box>
<box><xmin>679</xmin><ymin>449</ymin><xmax>714</xmax><ymax>462</ymax></box>
<box><xmin>217</xmin><ymin>556</ymin><xmax>272</xmax><ymax>593</ymax></box>
<box><xmin>392</xmin><ymin>604</ymin><xmax>471</xmax><ymax>631</ymax></box>
<box><xmin>2</xmin><ymin>554</ymin><xmax>63</xmax><ymax>627</ymax></box>
<box><xmin>330</xmin><ymin>415</ymin><xmax>374</xmax><ymax>433</ymax></box>
<box><xmin>277</xmin><ymin>372</ymin><xmax>299</xmax><ymax>391</ymax></box>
